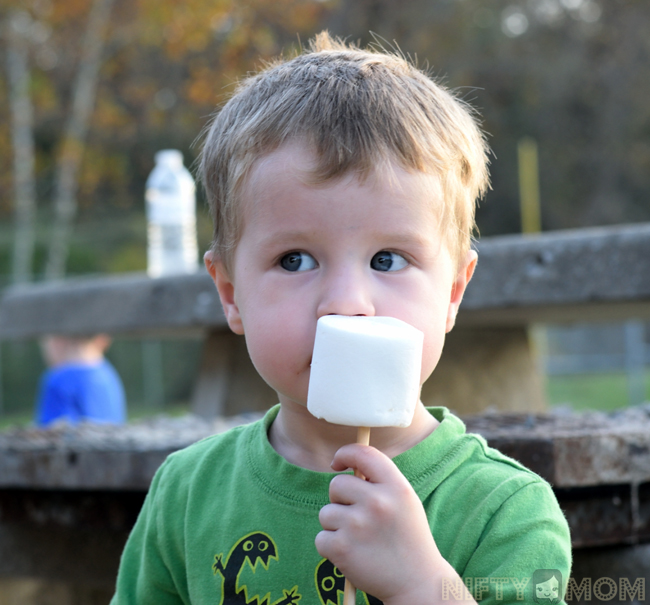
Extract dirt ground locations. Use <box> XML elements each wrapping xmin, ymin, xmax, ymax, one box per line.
<box><xmin>0</xmin><ymin>579</ymin><xmax>112</xmax><ymax>605</ymax></box>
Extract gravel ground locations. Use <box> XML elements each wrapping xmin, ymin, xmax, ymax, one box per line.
<box><xmin>463</xmin><ymin>402</ymin><xmax>650</xmax><ymax>437</ymax></box>
<box><xmin>2</xmin><ymin>404</ymin><xmax>650</xmax><ymax>452</ymax></box>
<box><xmin>0</xmin><ymin>412</ymin><xmax>263</xmax><ymax>452</ymax></box>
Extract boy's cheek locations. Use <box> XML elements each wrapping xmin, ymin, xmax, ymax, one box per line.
<box><xmin>420</xmin><ymin>338</ymin><xmax>446</xmax><ymax>385</ymax></box>
<box><xmin>243</xmin><ymin>320</ymin><xmax>314</xmax><ymax>401</ymax></box>
<box><xmin>403</xmin><ymin>311</ymin><xmax>448</xmax><ymax>386</ymax></box>
<box><xmin>251</xmin><ymin>354</ymin><xmax>311</xmax><ymax>405</ymax></box>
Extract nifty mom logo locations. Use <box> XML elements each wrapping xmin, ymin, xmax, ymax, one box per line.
<box><xmin>442</xmin><ymin>570</ymin><xmax>646</xmax><ymax>602</ymax></box>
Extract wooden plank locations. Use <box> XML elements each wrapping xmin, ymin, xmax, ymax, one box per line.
<box><xmin>3</xmin><ymin>410</ymin><xmax>650</xmax><ymax>490</ymax></box>
<box><xmin>0</xmin><ymin>272</ymin><xmax>226</xmax><ymax>339</ymax></box>
<box><xmin>460</xmin><ymin>223</ymin><xmax>650</xmax><ymax>325</ymax></box>
<box><xmin>465</xmin><ymin>411</ymin><xmax>650</xmax><ymax>487</ymax></box>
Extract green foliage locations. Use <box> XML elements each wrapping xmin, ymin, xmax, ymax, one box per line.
<box><xmin>65</xmin><ymin>243</ymin><xmax>103</xmax><ymax>275</ymax></box>
<box><xmin>105</xmin><ymin>337</ymin><xmax>203</xmax><ymax>409</ymax></box>
<box><xmin>105</xmin><ymin>243</ymin><xmax>147</xmax><ymax>274</ymax></box>
<box><xmin>0</xmin><ymin>341</ymin><xmax>45</xmax><ymax>415</ymax></box>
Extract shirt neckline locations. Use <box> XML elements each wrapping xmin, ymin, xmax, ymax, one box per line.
<box><xmin>245</xmin><ymin>405</ymin><xmax>468</xmax><ymax>511</ymax></box>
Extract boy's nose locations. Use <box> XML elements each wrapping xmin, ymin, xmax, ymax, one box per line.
<box><xmin>316</xmin><ymin>269</ymin><xmax>376</xmax><ymax>318</ymax></box>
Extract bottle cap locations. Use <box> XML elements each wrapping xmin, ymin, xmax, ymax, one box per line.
<box><xmin>155</xmin><ymin>149</ymin><xmax>183</xmax><ymax>167</ymax></box>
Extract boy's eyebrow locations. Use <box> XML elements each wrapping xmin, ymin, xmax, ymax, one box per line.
<box><xmin>376</xmin><ymin>231</ymin><xmax>438</xmax><ymax>246</ymax></box>
<box><xmin>256</xmin><ymin>230</ymin><xmax>319</xmax><ymax>247</ymax></box>
<box><xmin>257</xmin><ymin>228</ymin><xmax>439</xmax><ymax>248</ymax></box>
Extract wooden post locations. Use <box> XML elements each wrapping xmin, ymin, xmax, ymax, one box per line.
<box><xmin>422</xmin><ymin>327</ymin><xmax>546</xmax><ymax>415</ymax></box>
<box><xmin>518</xmin><ymin>137</ymin><xmax>541</xmax><ymax>235</ymax></box>
<box><xmin>191</xmin><ymin>330</ymin><xmax>277</xmax><ymax>418</ymax></box>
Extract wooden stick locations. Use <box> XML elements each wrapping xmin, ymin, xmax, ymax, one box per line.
<box><xmin>343</xmin><ymin>578</ymin><xmax>357</xmax><ymax>605</ymax></box>
<box><xmin>343</xmin><ymin>426</ymin><xmax>371</xmax><ymax>605</ymax></box>
<box><xmin>355</xmin><ymin>426</ymin><xmax>371</xmax><ymax>449</ymax></box>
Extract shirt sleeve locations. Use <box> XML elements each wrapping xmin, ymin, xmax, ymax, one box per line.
<box><xmin>111</xmin><ymin>458</ymin><xmax>191</xmax><ymax>605</ymax></box>
<box><xmin>35</xmin><ymin>371</ymin><xmax>68</xmax><ymax>426</ymax></box>
<box><xmin>461</xmin><ymin>479</ymin><xmax>572</xmax><ymax>605</ymax></box>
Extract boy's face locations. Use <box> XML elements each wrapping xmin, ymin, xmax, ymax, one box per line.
<box><xmin>207</xmin><ymin>143</ymin><xmax>476</xmax><ymax>411</ymax></box>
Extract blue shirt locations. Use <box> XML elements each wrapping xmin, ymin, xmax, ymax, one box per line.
<box><xmin>36</xmin><ymin>360</ymin><xmax>126</xmax><ymax>427</ymax></box>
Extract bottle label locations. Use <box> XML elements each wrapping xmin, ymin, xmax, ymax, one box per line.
<box><xmin>146</xmin><ymin>190</ymin><xmax>195</xmax><ymax>224</ymax></box>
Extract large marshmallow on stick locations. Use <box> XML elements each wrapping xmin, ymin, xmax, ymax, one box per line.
<box><xmin>307</xmin><ymin>315</ymin><xmax>424</xmax><ymax>605</ymax></box>
<box><xmin>307</xmin><ymin>315</ymin><xmax>424</xmax><ymax>428</ymax></box>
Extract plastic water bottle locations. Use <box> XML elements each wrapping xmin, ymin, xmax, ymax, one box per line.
<box><xmin>145</xmin><ymin>150</ymin><xmax>199</xmax><ymax>277</ymax></box>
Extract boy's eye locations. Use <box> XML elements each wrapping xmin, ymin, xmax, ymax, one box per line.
<box><xmin>280</xmin><ymin>251</ymin><xmax>317</xmax><ymax>272</ymax></box>
<box><xmin>370</xmin><ymin>251</ymin><xmax>408</xmax><ymax>272</ymax></box>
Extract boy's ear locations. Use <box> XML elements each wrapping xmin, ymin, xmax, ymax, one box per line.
<box><xmin>204</xmin><ymin>251</ymin><xmax>244</xmax><ymax>335</ymax></box>
<box><xmin>446</xmin><ymin>250</ymin><xmax>478</xmax><ymax>334</ymax></box>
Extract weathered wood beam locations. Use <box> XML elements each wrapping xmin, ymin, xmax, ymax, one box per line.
<box><xmin>461</xmin><ymin>223</ymin><xmax>650</xmax><ymax>325</ymax></box>
<box><xmin>0</xmin><ymin>272</ymin><xmax>226</xmax><ymax>339</ymax></box>
<box><xmin>3</xmin><ymin>411</ymin><xmax>650</xmax><ymax>490</ymax></box>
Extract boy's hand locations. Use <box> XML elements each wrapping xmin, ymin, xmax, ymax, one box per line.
<box><xmin>315</xmin><ymin>444</ymin><xmax>476</xmax><ymax>605</ymax></box>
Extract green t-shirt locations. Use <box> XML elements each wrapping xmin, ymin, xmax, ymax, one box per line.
<box><xmin>111</xmin><ymin>406</ymin><xmax>571</xmax><ymax>604</ymax></box>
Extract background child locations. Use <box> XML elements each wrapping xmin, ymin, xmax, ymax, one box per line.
<box><xmin>36</xmin><ymin>333</ymin><xmax>126</xmax><ymax>427</ymax></box>
<box><xmin>111</xmin><ymin>32</ymin><xmax>571</xmax><ymax>605</ymax></box>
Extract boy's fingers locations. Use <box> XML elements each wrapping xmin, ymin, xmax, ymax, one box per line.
<box><xmin>328</xmin><ymin>472</ymin><xmax>363</xmax><ymax>504</ymax></box>
<box><xmin>319</xmin><ymin>501</ymin><xmax>348</xmax><ymax>530</ymax></box>
<box><xmin>330</xmin><ymin>443</ymin><xmax>405</xmax><ymax>486</ymax></box>
<box><xmin>314</xmin><ymin>529</ymin><xmax>350</xmax><ymax>567</ymax></box>
<box><xmin>314</xmin><ymin>529</ymin><xmax>332</xmax><ymax>559</ymax></box>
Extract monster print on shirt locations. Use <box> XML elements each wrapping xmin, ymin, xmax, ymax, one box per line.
<box><xmin>314</xmin><ymin>559</ymin><xmax>383</xmax><ymax>605</ymax></box>
<box><xmin>213</xmin><ymin>532</ymin><xmax>383</xmax><ymax>605</ymax></box>
<box><xmin>213</xmin><ymin>532</ymin><xmax>300</xmax><ymax>605</ymax></box>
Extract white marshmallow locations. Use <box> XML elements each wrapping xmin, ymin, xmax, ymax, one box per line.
<box><xmin>307</xmin><ymin>315</ymin><xmax>424</xmax><ymax>427</ymax></box>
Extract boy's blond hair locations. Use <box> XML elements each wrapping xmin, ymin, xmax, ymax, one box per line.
<box><xmin>200</xmin><ymin>32</ymin><xmax>490</xmax><ymax>273</ymax></box>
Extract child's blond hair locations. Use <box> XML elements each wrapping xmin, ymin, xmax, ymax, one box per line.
<box><xmin>200</xmin><ymin>32</ymin><xmax>490</xmax><ymax>273</ymax></box>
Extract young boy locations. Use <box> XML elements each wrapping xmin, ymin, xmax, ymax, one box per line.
<box><xmin>111</xmin><ymin>33</ymin><xmax>571</xmax><ymax>604</ymax></box>
<box><xmin>36</xmin><ymin>334</ymin><xmax>126</xmax><ymax>427</ymax></box>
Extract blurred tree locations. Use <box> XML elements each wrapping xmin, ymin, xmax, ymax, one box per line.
<box><xmin>45</xmin><ymin>0</ymin><xmax>116</xmax><ymax>280</ymax></box>
<box><xmin>5</xmin><ymin>11</ymin><xmax>36</xmax><ymax>284</ymax></box>
<box><xmin>0</xmin><ymin>0</ymin><xmax>330</xmax><ymax>279</ymax></box>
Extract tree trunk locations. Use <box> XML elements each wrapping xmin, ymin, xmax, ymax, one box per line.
<box><xmin>6</xmin><ymin>12</ymin><xmax>37</xmax><ymax>285</ymax></box>
<box><xmin>45</xmin><ymin>0</ymin><xmax>116</xmax><ymax>281</ymax></box>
